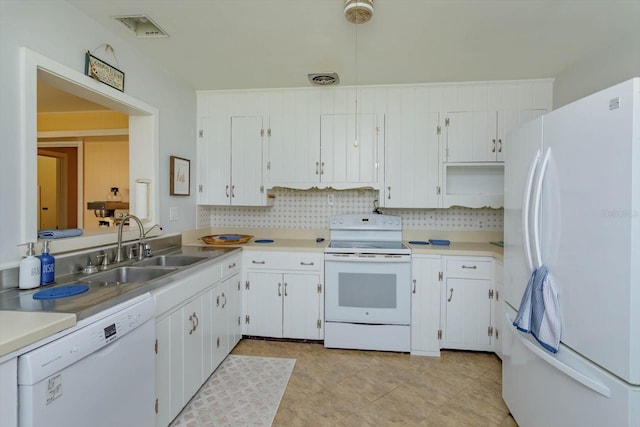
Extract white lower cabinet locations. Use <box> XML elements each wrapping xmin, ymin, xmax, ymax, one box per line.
<box><xmin>440</xmin><ymin>256</ymin><xmax>495</xmax><ymax>352</ymax></box>
<box><xmin>0</xmin><ymin>357</ymin><xmax>17</xmax><ymax>427</ymax></box>
<box><xmin>153</xmin><ymin>254</ymin><xmax>241</xmax><ymax>427</ymax></box>
<box><xmin>243</xmin><ymin>251</ymin><xmax>324</xmax><ymax>340</ymax></box>
<box><xmin>494</xmin><ymin>259</ymin><xmax>504</xmax><ymax>359</ymax></box>
<box><xmin>410</xmin><ymin>255</ymin><xmax>442</xmax><ymax>356</ymax></box>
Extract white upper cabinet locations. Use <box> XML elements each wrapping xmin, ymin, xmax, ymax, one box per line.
<box><xmin>198</xmin><ymin>80</ymin><xmax>552</xmax><ymax>207</ymax></box>
<box><xmin>382</xmin><ymin>86</ymin><xmax>442</xmax><ymax>208</ymax></box>
<box><xmin>197</xmin><ymin>91</ymin><xmax>271</xmax><ymax>206</ymax></box>
<box><xmin>443</xmin><ymin>82</ymin><xmax>552</xmax><ymax>163</ymax></box>
<box><xmin>265</xmin><ymin>87</ymin><xmax>383</xmax><ymax>189</ymax></box>
<box><xmin>266</xmin><ymin>90</ymin><xmax>321</xmax><ymax>186</ymax></box>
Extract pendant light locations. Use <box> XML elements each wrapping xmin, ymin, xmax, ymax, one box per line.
<box><xmin>344</xmin><ymin>1</ymin><xmax>374</xmax><ymax>148</ymax></box>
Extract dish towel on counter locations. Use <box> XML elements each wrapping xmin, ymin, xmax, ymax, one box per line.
<box><xmin>513</xmin><ymin>265</ymin><xmax>561</xmax><ymax>353</ymax></box>
<box><xmin>37</xmin><ymin>228</ymin><xmax>83</xmax><ymax>239</ymax></box>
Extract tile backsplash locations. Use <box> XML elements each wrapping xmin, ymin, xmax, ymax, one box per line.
<box><xmin>198</xmin><ymin>188</ymin><xmax>503</xmax><ymax>231</ymax></box>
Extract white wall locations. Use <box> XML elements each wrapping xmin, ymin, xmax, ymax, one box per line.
<box><xmin>553</xmin><ymin>28</ymin><xmax>640</xmax><ymax>108</ymax></box>
<box><xmin>0</xmin><ymin>0</ymin><xmax>197</xmax><ymax>265</ymax></box>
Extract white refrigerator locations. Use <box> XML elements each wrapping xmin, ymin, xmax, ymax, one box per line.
<box><xmin>503</xmin><ymin>77</ymin><xmax>640</xmax><ymax>427</ymax></box>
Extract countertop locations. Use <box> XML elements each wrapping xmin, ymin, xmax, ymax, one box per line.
<box><xmin>0</xmin><ymin>311</ymin><xmax>76</xmax><ymax>360</ymax></box>
<box><xmin>185</xmin><ymin>235</ymin><xmax>503</xmax><ymax>259</ymax></box>
<box><xmin>185</xmin><ymin>237</ymin><xmax>329</xmax><ymax>253</ymax></box>
<box><xmin>407</xmin><ymin>241</ymin><xmax>503</xmax><ymax>260</ymax></box>
<box><xmin>0</xmin><ymin>238</ymin><xmax>502</xmax><ymax>359</ymax></box>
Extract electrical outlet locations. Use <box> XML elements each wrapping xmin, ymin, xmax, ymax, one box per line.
<box><xmin>327</xmin><ymin>194</ymin><xmax>335</xmax><ymax>206</ymax></box>
<box><xmin>169</xmin><ymin>207</ymin><xmax>179</xmax><ymax>221</ymax></box>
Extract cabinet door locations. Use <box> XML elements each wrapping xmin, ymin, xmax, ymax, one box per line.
<box><xmin>445</xmin><ymin>111</ymin><xmax>497</xmax><ymax>162</ymax></box>
<box><xmin>245</xmin><ymin>271</ymin><xmax>284</xmax><ymax>337</ymax></box>
<box><xmin>267</xmin><ymin>90</ymin><xmax>321</xmax><ymax>186</ymax></box>
<box><xmin>493</xmin><ymin>261</ymin><xmax>504</xmax><ymax>359</ymax></box>
<box><xmin>182</xmin><ymin>296</ymin><xmax>204</xmax><ymax>402</ymax></box>
<box><xmin>230</xmin><ymin>116</ymin><xmax>265</xmax><ymax>205</ymax></box>
<box><xmin>283</xmin><ymin>273</ymin><xmax>322</xmax><ymax>340</ymax></box>
<box><xmin>226</xmin><ymin>273</ymin><xmax>243</xmax><ymax>349</ymax></box>
<box><xmin>441</xmin><ymin>277</ymin><xmax>492</xmax><ymax>351</ymax></box>
<box><xmin>198</xmin><ymin>115</ymin><xmax>231</xmax><ymax>205</ymax></box>
<box><xmin>211</xmin><ymin>283</ymin><xmax>228</xmax><ymax>369</ymax></box>
<box><xmin>384</xmin><ymin>109</ymin><xmax>441</xmax><ymax>208</ymax></box>
<box><xmin>320</xmin><ymin>113</ymin><xmax>379</xmax><ymax>186</ymax></box>
<box><xmin>411</xmin><ymin>256</ymin><xmax>442</xmax><ymax>356</ymax></box>
<box><xmin>498</xmin><ymin>109</ymin><xmax>547</xmax><ymax>162</ymax></box>
<box><xmin>0</xmin><ymin>358</ymin><xmax>17</xmax><ymax>427</ymax></box>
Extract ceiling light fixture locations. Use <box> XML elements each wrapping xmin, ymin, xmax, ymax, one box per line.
<box><xmin>344</xmin><ymin>0</ymin><xmax>374</xmax><ymax>24</ymax></box>
<box><xmin>113</xmin><ymin>15</ymin><xmax>168</xmax><ymax>38</ymax></box>
<box><xmin>345</xmin><ymin>1</ymin><xmax>374</xmax><ymax>149</ymax></box>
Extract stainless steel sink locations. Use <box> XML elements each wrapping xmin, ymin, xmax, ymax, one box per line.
<box><xmin>136</xmin><ymin>255</ymin><xmax>206</xmax><ymax>267</ymax></box>
<box><xmin>87</xmin><ymin>266</ymin><xmax>177</xmax><ymax>284</ymax></box>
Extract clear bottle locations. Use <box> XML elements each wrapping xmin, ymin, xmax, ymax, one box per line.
<box><xmin>39</xmin><ymin>240</ymin><xmax>55</xmax><ymax>285</ymax></box>
<box><xmin>19</xmin><ymin>242</ymin><xmax>41</xmax><ymax>290</ymax></box>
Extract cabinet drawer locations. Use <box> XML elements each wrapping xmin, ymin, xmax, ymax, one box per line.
<box><xmin>244</xmin><ymin>251</ymin><xmax>323</xmax><ymax>271</ymax></box>
<box><xmin>445</xmin><ymin>257</ymin><xmax>494</xmax><ymax>277</ymax></box>
<box><xmin>221</xmin><ymin>254</ymin><xmax>241</xmax><ymax>278</ymax></box>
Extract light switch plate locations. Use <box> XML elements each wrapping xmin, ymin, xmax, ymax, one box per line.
<box><xmin>169</xmin><ymin>207</ymin><xmax>179</xmax><ymax>221</ymax></box>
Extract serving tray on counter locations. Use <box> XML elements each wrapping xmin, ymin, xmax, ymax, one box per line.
<box><xmin>200</xmin><ymin>234</ymin><xmax>254</xmax><ymax>245</ymax></box>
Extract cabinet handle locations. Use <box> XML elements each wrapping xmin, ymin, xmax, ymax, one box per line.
<box><xmin>412</xmin><ymin>279</ymin><xmax>416</xmax><ymax>294</ymax></box>
<box><xmin>387</xmin><ymin>186</ymin><xmax>391</xmax><ymax>200</ymax></box>
<box><xmin>188</xmin><ymin>312</ymin><xmax>197</xmax><ymax>334</ymax></box>
<box><xmin>216</xmin><ymin>295</ymin><xmax>220</xmax><ymax>307</ymax></box>
<box><xmin>252</xmin><ymin>260</ymin><xmax>266</xmax><ymax>264</ymax></box>
<box><xmin>315</xmin><ymin>162</ymin><xmax>319</xmax><ymax>175</ymax></box>
<box><xmin>231</xmin><ymin>185</ymin><xmax>235</xmax><ymax>198</ymax></box>
<box><xmin>492</xmin><ymin>139</ymin><xmax>496</xmax><ymax>153</ymax></box>
<box><xmin>216</xmin><ymin>336</ymin><xmax>220</xmax><ymax>348</ymax></box>
<box><xmin>448</xmin><ymin>288</ymin><xmax>454</xmax><ymax>302</ymax></box>
<box><xmin>225</xmin><ymin>185</ymin><xmax>230</xmax><ymax>197</ymax></box>
<box><xmin>284</xmin><ymin>282</ymin><xmax>288</xmax><ymax>296</ymax></box>
<box><xmin>300</xmin><ymin>261</ymin><xmax>314</xmax><ymax>266</ymax></box>
<box><xmin>498</xmin><ymin>139</ymin><xmax>503</xmax><ymax>153</ymax></box>
<box><xmin>461</xmin><ymin>265</ymin><xmax>477</xmax><ymax>269</ymax></box>
<box><xmin>193</xmin><ymin>312</ymin><xmax>199</xmax><ymax>331</ymax></box>
<box><xmin>222</xmin><ymin>292</ymin><xmax>227</xmax><ymax>308</ymax></box>
<box><xmin>320</xmin><ymin>162</ymin><xmax>325</xmax><ymax>175</ymax></box>
<box><xmin>228</xmin><ymin>262</ymin><xmax>236</xmax><ymax>269</ymax></box>
<box><xmin>278</xmin><ymin>283</ymin><xmax>282</xmax><ymax>296</ymax></box>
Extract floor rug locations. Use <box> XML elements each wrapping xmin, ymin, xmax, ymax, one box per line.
<box><xmin>170</xmin><ymin>355</ymin><xmax>296</xmax><ymax>427</ymax></box>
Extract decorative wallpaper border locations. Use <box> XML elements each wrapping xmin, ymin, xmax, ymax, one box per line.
<box><xmin>198</xmin><ymin>188</ymin><xmax>503</xmax><ymax>231</ymax></box>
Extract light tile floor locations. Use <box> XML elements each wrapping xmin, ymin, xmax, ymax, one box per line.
<box><xmin>232</xmin><ymin>339</ymin><xmax>518</xmax><ymax>426</ymax></box>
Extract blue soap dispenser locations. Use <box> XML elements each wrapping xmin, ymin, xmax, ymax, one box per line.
<box><xmin>39</xmin><ymin>240</ymin><xmax>55</xmax><ymax>285</ymax></box>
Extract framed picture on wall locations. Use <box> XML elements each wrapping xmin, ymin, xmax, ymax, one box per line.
<box><xmin>170</xmin><ymin>156</ymin><xmax>190</xmax><ymax>196</ymax></box>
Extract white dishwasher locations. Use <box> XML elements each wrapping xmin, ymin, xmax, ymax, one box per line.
<box><xmin>17</xmin><ymin>294</ymin><xmax>156</xmax><ymax>427</ymax></box>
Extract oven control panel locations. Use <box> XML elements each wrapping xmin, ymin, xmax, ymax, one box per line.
<box><xmin>329</xmin><ymin>214</ymin><xmax>402</xmax><ymax>231</ymax></box>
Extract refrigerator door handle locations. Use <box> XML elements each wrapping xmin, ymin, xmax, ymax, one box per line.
<box><xmin>505</xmin><ymin>313</ymin><xmax>611</xmax><ymax>398</ymax></box>
<box><xmin>523</xmin><ymin>150</ymin><xmax>540</xmax><ymax>272</ymax></box>
<box><xmin>532</xmin><ymin>148</ymin><xmax>551</xmax><ymax>268</ymax></box>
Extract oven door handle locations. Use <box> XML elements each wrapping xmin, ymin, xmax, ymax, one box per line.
<box><xmin>325</xmin><ymin>254</ymin><xmax>411</xmax><ymax>263</ymax></box>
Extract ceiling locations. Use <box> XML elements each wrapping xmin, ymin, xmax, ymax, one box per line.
<box><xmin>43</xmin><ymin>1</ymin><xmax>640</xmax><ymax>111</ymax></box>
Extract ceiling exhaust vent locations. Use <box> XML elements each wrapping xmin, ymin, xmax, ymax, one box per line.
<box><xmin>113</xmin><ymin>15</ymin><xmax>168</xmax><ymax>38</ymax></box>
<box><xmin>308</xmin><ymin>73</ymin><xmax>340</xmax><ymax>86</ymax></box>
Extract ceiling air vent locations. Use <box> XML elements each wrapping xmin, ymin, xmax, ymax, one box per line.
<box><xmin>308</xmin><ymin>73</ymin><xmax>340</xmax><ymax>86</ymax></box>
<box><xmin>113</xmin><ymin>15</ymin><xmax>168</xmax><ymax>38</ymax></box>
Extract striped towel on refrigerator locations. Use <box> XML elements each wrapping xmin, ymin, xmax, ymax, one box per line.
<box><xmin>513</xmin><ymin>265</ymin><xmax>561</xmax><ymax>353</ymax></box>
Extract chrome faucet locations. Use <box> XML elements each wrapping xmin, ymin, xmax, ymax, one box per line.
<box><xmin>115</xmin><ymin>214</ymin><xmax>146</xmax><ymax>263</ymax></box>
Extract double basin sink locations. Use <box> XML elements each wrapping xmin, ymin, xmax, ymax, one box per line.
<box><xmin>85</xmin><ymin>255</ymin><xmax>207</xmax><ymax>285</ymax></box>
